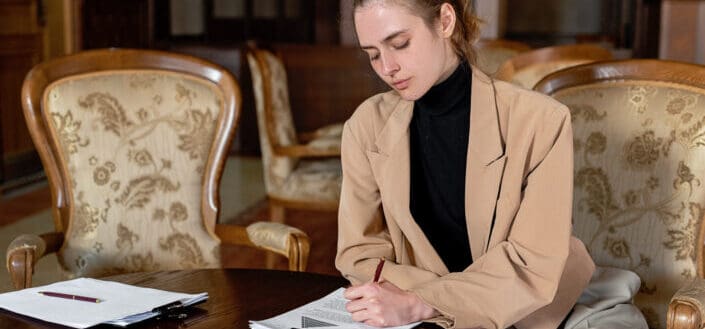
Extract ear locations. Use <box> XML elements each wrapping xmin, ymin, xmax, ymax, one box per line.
<box><xmin>438</xmin><ymin>3</ymin><xmax>456</xmax><ymax>38</ymax></box>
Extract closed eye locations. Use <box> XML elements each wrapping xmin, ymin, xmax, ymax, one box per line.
<box><xmin>368</xmin><ymin>52</ymin><xmax>380</xmax><ymax>61</ymax></box>
<box><xmin>393</xmin><ymin>40</ymin><xmax>410</xmax><ymax>50</ymax></box>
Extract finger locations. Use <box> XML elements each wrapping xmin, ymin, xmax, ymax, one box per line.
<box><xmin>344</xmin><ymin>283</ymin><xmax>377</xmax><ymax>300</ymax></box>
<box><xmin>350</xmin><ymin>308</ymin><xmax>369</xmax><ymax>323</ymax></box>
<box><xmin>345</xmin><ymin>299</ymin><xmax>367</xmax><ymax>313</ymax></box>
<box><xmin>350</xmin><ymin>308</ymin><xmax>383</xmax><ymax>326</ymax></box>
<box><xmin>343</xmin><ymin>286</ymin><xmax>364</xmax><ymax>300</ymax></box>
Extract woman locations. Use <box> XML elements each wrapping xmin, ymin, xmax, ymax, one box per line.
<box><xmin>335</xmin><ymin>1</ymin><xmax>596</xmax><ymax>328</ymax></box>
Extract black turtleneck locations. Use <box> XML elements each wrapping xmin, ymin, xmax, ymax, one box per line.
<box><xmin>409</xmin><ymin>61</ymin><xmax>472</xmax><ymax>272</ymax></box>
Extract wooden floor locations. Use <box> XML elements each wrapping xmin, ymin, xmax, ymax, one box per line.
<box><xmin>0</xmin><ymin>184</ymin><xmax>51</xmax><ymax>227</ymax></box>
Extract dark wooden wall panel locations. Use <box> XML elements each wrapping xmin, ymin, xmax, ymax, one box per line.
<box><xmin>81</xmin><ymin>0</ymin><xmax>154</xmax><ymax>49</ymax></box>
<box><xmin>0</xmin><ymin>36</ymin><xmax>41</xmax><ymax>155</ymax></box>
<box><xmin>0</xmin><ymin>0</ymin><xmax>45</xmax><ymax>187</ymax></box>
<box><xmin>275</xmin><ymin>44</ymin><xmax>388</xmax><ymax>133</ymax></box>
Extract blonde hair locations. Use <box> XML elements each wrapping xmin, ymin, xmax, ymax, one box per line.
<box><xmin>352</xmin><ymin>0</ymin><xmax>482</xmax><ymax>63</ymax></box>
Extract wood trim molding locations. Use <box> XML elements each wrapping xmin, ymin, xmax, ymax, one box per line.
<box><xmin>62</xmin><ymin>0</ymin><xmax>81</xmax><ymax>53</ymax></box>
<box><xmin>534</xmin><ymin>59</ymin><xmax>705</xmax><ymax>96</ymax></box>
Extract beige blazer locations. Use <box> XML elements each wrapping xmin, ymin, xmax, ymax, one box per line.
<box><xmin>335</xmin><ymin>67</ymin><xmax>595</xmax><ymax>329</ymax></box>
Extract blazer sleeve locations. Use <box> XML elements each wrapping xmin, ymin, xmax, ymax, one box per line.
<box><xmin>335</xmin><ymin>119</ymin><xmax>441</xmax><ymax>287</ymax></box>
<box><xmin>410</xmin><ymin>106</ymin><xmax>576</xmax><ymax>329</ymax></box>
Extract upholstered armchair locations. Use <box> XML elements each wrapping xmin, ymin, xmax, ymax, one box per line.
<box><xmin>246</xmin><ymin>48</ymin><xmax>342</xmax><ymax>224</ymax></box>
<box><xmin>475</xmin><ymin>39</ymin><xmax>530</xmax><ymax>76</ymax></box>
<box><xmin>535</xmin><ymin>60</ymin><xmax>705</xmax><ymax>329</ymax></box>
<box><xmin>495</xmin><ymin>44</ymin><xmax>613</xmax><ymax>89</ymax></box>
<box><xmin>6</xmin><ymin>49</ymin><xmax>311</xmax><ymax>290</ymax></box>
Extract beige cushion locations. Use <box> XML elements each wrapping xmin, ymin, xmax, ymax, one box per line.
<box><xmin>270</xmin><ymin>158</ymin><xmax>342</xmax><ymax>203</ymax></box>
<box><xmin>44</xmin><ymin>70</ymin><xmax>222</xmax><ymax>278</ymax></box>
<box><xmin>476</xmin><ymin>47</ymin><xmax>522</xmax><ymax>76</ymax></box>
<box><xmin>314</xmin><ymin>123</ymin><xmax>343</xmax><ymax>138</ymax></box>
<box><xmin>555</xmin><ymin>81</ymin><xmax>705</xmax><ymax>328</ymax></box>
<box><xmin>246</xmin><ymin>221</ymin><xmax>304</xmax><ymax>254</ymax></box>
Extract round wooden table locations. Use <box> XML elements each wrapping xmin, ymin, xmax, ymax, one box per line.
<box><xmin>0</xmin><ymin>269</ymin><xmax>348</xmax><ymax>328</ymax></box>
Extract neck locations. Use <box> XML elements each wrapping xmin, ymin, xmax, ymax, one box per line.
<box><xmin>435</xmin><ymin>54</ymin><xmax>461</xmax><ymax>86</ymax></box>
<box><xmin>416</xmin><ymin>60</ymin><xmax>470</xmax><ymax>115</ymax></box>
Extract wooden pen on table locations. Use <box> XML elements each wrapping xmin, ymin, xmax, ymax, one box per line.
<box><xmin>38</xmin><ymin>291</ymin><xmax>102</xmax><ymax>303</ymax></box>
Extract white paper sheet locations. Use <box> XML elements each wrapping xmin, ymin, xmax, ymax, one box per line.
<box><xmin>249</xmin><ymin>288</ymin><xmax>419</xmax><ymax>329</ymax></box>
<box><xmin>0</xmin><ymin>278</ymin><xmax>207</xmax><ymax>328</ymax></box>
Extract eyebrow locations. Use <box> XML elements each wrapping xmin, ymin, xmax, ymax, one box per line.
<box><xmin>360</xmin><ymin>29</ymin><xmax>409</xmax><ymax>51</ymax></box>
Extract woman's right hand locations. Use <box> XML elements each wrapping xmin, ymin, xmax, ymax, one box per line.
<box><xmin>343</xmin><ymin>280</ymin><xmax>439</xmax><ymax>327</ymax></box>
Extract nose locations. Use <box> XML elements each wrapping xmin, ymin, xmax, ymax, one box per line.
<box><xmin>379</xmin><ymin>52</ymin><xmax>400</xmax><ymax>76</ymax></box>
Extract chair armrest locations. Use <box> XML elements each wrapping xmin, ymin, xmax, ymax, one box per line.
<box><xmin>668</xmin><ymin>278</ymin><xmax>705</xmax><ymax>329</ymax></box>
<box><xmin>277</xmin><ymin>123</ymin><xmax>341</xmax><ymax>158</ymax></box>
<box><xmin>6</xmin><ymin>232</ymin><xmax>64</xmax><ymax>290</ymax></box>
<box><xmin>215</xmin><ymin>222</ymin><xmax>310</xmax><ymax>272</ymax></box>
<box><xmin>273</xmin><ymin>141</ymin><xmax>340</xmax><ymax>158</ymax></box>
<box><xmin>298</xmin><ymin>123</ymin><xmax>343</xmax><ymax>142</ymax></box>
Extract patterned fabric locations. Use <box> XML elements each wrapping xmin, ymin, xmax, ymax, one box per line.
<box><xmin>512</xmin><ymin>60</ymin><xmax>594</xmax><ymax>89</ymax></box>
<box><xmin>555</xmin><ymin>82</ymin><xmax>705</xmax><ymax>329</ymax></box>
<box><xmin>246</xmin><ymin>221</ymin><xmax>305</xmax><ymax>254</ymax></box>
<box><xmin>44</xmin><ymin>71</ymin><xmax>223</xmax><ymax>278</ymax></box>
<box><xmin>247</xmin><ymin>51</ymin><xmax>342</xmax><ymax>203</ymax></box>
<box><xmin>275</xmin><ymin>159</ymin><xmax>341</xmax><ymax>202</ymax></box>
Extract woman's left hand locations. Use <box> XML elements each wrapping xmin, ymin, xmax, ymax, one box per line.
<box><xmin>343</xmin><ymin>280</ymin><xmax>439</xmax><ymax>327</ymax></box>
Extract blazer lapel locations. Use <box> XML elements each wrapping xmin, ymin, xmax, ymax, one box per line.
<box><xmin>372</xmin><ymin>98</ymin><xmax>449</xmax><ymax>274</ymax></box>
<box><xmin>466</xmin><ymin>68</ymin><xmax>506</xmax><ymax>262</ymax></box>
<box><xmin>370</xmin><ymin>67</ymin><xmax>507</xmax><ymax>272</ymax></box>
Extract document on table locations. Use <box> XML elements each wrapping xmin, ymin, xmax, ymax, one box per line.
<box><xmin>249</xmin><ymin>288</ymin><xmax>419</xmax><ymax>329</ymax></box>
<box><xmin>0</xmin><ymin>278</ymin><xmax>208</xmax><ymax>328</ymax></box>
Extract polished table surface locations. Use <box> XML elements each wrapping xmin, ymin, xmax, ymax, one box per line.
<box><xmin>0</xmin><ymin>269</ymin><xmax>349</xmax><ymax>328</ymax></box>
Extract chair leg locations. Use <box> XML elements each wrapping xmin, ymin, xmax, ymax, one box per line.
<box><xmin>265</xmin><ymin>203</ymin><xmax>286</xmax><ymax>269</ymax></box>
<box><xmin>270</xmin><ymin>203</ymin><xmax>285</xmax><ymax>223</ymax></box>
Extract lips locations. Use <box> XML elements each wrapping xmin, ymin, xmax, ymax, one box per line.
<box><xmin>392</xmin><ymin>78</ymin><xmax>410</xmax><ymax>90</ymax></box>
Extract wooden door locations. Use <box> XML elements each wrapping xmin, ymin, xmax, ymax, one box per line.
<box><xmin>81</xmin><ymin>0</ymin><xmax>154</xmax><ymax>49</ymax></box>
<box><xmin>0</xmin><ymin>0</ymin><xmax>45</xmax><ymax>189</ymax></box>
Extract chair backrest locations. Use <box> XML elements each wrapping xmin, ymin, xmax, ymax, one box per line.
<box><xmin>474</xmin><ymin>39</ymin><xmax>531</xmax><ymax>76</ymax></box>
<box><xmin>495</xmin><ymin>44</ymin><xmax>613</xmax><ymax>89</ymax></box>
<box><xmin>22</xmin><ymin>49</ymin><xmax>240</xmax><ymax>278</ymax></box>
<box><xmin>535</xmin><ymin>60</ymin><xmax>705</xmax><ymax>329</ymax></box>
<box><xmin>246</xmin><ymin>48</ymin><xmax>299</xmax><ymax>196</ymax></box>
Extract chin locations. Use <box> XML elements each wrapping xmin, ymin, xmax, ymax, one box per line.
<box><xmin>396</xmin><ymin>89</ymin><xmax>423</xmax><ymax>101</ymax></box>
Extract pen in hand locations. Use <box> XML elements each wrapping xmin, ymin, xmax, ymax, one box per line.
<box><xmin>38</xmin><ymin>291</ymin><xmax>102</xmax><ymax>303</ymax></box>
<box><xmin>373</xmin><ymin>258</ymin><xmax>385</xmax><ymax>283</ymax></box>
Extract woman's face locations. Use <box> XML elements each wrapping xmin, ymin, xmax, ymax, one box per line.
<box><xmin>354</xmin><ymin>2</ymin><xmax>458</xmax><ymax>101</ymax></box>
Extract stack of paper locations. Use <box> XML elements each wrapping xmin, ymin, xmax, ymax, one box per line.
<box><xmin>0</xmin><ymin>278</ymin><xmax>207</xmax><ymax>328</ymax></box>
<box><xmin>249</xmin><ymin>288</ymin><xmax>419</xmax><ymax>329</ymax></box>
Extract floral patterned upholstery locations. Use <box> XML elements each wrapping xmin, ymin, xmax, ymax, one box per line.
<box><xmin>6</xmin><ymin>50</ymin><xmax>312</xmax><ymax>287</ymax></box>
<box><xmin>247</xmin><ymin>49</ymin><xmax>342</xmax><ymax>204</ymax></box>
<box><xmin>44</xmin><ymin>71</ymin><xmax>223</xmax><ymax>278</ymax></box>
<box><xmin>549</xmin><ymin>78</ymin><xmax>705</xmax><ymax>328</ymax></box>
